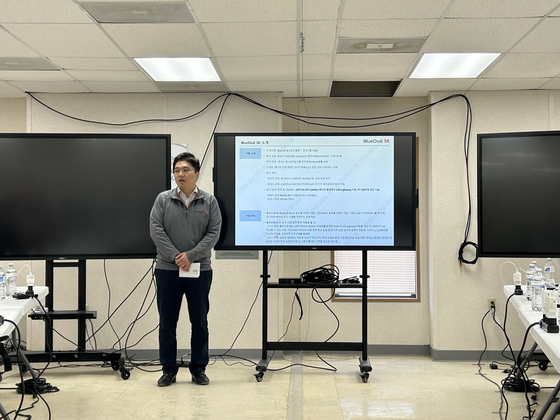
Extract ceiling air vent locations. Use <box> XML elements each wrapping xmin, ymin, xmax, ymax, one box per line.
<box><xmin>330</xmin><ymin>81</ymin><xmax>401</xmax><ymax>97</ymax></box>
<box><xmin>79</xmin><ymin>2</ymin><xmax>195</xmax><ymax>24</ymax></box>
<box><xmin>0</xmin><ymin>57</ymin><xmax>59</xmax><ymax>71</ymax></box>
<box><xmin>337</xmin><ymin>37</ymin><xmax>426</xmax><ymax>54</ymax></box>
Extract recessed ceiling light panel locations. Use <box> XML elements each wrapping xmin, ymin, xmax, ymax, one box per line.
<box><xmin>410</xmin><ymin>53</ymin><xmax>500</xmax><ymax>78</ymax></box>
<box><xmin>134</xmin><ymin>57</ymin><xmax>220</xmax><ymax>82</ymax></box>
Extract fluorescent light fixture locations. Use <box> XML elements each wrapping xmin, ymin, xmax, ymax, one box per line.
<box><xmin>134</xmin><ymin>57</ymin><xmax>220</xmax><ymax>82</ymax></box>
<box><xmin>410</xmin><ymin>53</ymin><xmax>500</xmax><ymax>78</ymax></box>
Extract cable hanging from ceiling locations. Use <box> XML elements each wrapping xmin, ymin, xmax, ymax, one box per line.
<box><xmin>26</xmin><ymin>91</ymin><xmax>477</xmax><ymax>265</ymax></box>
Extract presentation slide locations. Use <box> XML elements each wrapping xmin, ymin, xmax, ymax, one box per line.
<box><xmin>234</xmin><ymin>135</ymin><xmax>395</xmax><ymax>247</ymax></box>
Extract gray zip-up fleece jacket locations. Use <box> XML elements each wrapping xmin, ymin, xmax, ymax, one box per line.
<box><xmin>149</xmin><ymin>187</ymin><xmax>222</xmax><ymax>271</ymax></box>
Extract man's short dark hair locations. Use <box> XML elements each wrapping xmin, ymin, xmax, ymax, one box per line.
<box><xmin>173</xmin><ymin>152</ymin><xmax>200</xmax><ymax>173</ymax></box>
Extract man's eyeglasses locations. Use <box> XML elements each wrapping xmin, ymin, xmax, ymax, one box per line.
<box><xmin>173</xmin><ymin>167</ymin><xmax>194</xmax><ymax>175</ymax></box>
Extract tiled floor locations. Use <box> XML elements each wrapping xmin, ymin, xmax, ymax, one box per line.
<box><xmin>0</xmin><ymin>353</ymin><xmax>558</xmax><ymax>419</ymax></box>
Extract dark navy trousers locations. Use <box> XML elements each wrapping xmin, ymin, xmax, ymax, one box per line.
<box><xmin>155</xmin><ymin>268</ymin><xmax>212</xmax><ymax>375</ymax></box>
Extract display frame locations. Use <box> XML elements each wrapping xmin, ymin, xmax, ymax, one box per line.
<box><xmin>0</xmin><ymin>133</ymin><xmax>171</xmax><ymax>260</ymax></box>
<box><xmin>213</xmin><ymin>132</ymin><xmax>418</xmax><ymax>251</ymax></box>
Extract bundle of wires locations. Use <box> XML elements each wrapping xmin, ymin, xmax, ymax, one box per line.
<box><xmin>16</xmin><ymin>378</ymin><xmax>59</xmax><ymax>395</ymax></box>
<box><xmin>300</xmin><ymin>264</ymin><xmax>339</xmax><ymax>285</ymax></box>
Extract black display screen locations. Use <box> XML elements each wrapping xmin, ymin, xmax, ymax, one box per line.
<box><xmin>478</xmin><ymin>130</ymin><xmax>560</xmax><ymax>257</ymax></box>
<box><xmin>0</xmin><ymin>133</ymin><xmax>170</xmax><ymax>260</ymax></box>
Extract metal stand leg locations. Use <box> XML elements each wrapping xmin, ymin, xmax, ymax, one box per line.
<box><xmin>0</xmin><ymin>403</ymin><xmax>12</xmax><ymax>420</ymax></box>
<box><xmin>536</xmin><ymin>378</ymin><xmax>560</xmax><ymax>420</ymax></box>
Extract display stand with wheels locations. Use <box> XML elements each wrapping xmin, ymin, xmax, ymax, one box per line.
<box><xmin>255</xmin><ymin>250</ymin><xmax>372</xmax><ymax>383</ymax></box>
<box><xmin>25</xmin><ymin>260</ymin><xmax>130</xmax><ymax>380</ymax></box>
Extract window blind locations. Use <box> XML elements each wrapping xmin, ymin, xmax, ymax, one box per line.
<box><xmin>334</xmin><ymin>250</ymin><xmax>417</xmax><ymax>299</ymax></box>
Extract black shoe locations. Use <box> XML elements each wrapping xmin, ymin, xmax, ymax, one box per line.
<box><xmin>191</xmin><ymin>372</ymin><xmax>209</xmax><ymax>385</ymax></box>
<box><xmin>157</xmin><ymin>373</ymin><xmax>176</xmax><ymax>387</ymax></box>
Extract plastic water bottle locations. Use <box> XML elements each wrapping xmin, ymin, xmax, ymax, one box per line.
<box><xmin>0</xmin><ymin>266</ymin><xmax>5</xmax><ymax>301</ymax></box>
<box><xmin>544</xmin><ymin>258</ymin><xmax>556</xmax><ymax>287</ymax></box>
<box><xmin>532</xmin><ymin>268</ymin><xmax>545</xmax><ymax>311</ymax></box>
<box><xmin>6</xmin><ymin>263</ymin><xmax>16</xmax><ymax>298</ymax></box>
<box><xmin>526</xmin><ymin>263</ymin><xmax>536</xmax><ymax>301</ymax></box>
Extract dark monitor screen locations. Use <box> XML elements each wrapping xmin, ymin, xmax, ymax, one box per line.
<box><xmin>0</xmin><ymin>133</ymin><xmax>171</xmax><ymax>260</ymax></box>
<box><xmin>478</xmin><ymin>130</ymin><xmax>560</xmax><ymax>257</ymax></box>
<box><xmin>213</xmin><ymin>132</ymin><xmax>417</xmax><ymax>250</ymax></box>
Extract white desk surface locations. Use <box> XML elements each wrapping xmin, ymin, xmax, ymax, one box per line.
<box><xmin>504</xmin><ymin>285</ymin><xmax>560</xmax><ymax>373</ymax></box>
<box><xmin>0</xmin><ymin>286</ymin><xmax>48</xmax><ymax>337</ymax></box>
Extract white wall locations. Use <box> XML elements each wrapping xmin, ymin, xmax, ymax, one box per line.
<box><xmin>428</xmin><ymin>90</ymin><xmax>560</xmax><ymax>355</ymax></box>
<box><xmin>24</xmin><ymin>92</ymin><xmax>285</xmax><ymax>353</ymax></box>
<box><xmin>5</xmin><ymin>90</ymin><xmax>558</xmax><ymax>358</ymax></box>
<box><xmin>0</xmin><ymin>98</ymin><xmax>26</xmax><ymax>132</ymax></box>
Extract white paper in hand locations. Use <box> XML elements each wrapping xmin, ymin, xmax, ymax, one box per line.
<box><xmin>179</xmin><ymin>262</ymin><xmax>200</xmax><ymax>278</ymax></box>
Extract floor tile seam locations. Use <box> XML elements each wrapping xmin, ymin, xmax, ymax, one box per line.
<box><xmin>286</xmin><ymin>354</ymin><xmax>304</xmax><ymax>420</ymax></box>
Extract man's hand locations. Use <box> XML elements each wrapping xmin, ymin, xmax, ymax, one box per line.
<box><xmin>175</xmin><ymin>252</ymin><xmax>191</xmax><ymax>271</ymax></box>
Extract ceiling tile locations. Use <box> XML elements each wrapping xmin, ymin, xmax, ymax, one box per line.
<box><xmin>539</xmin><ymin>78</ymin><xmax>560</xmax><ymax>89</ymax></box>
<box><xmin>446</xmin><ymin>0</ymin><xmax>560</xmax><ymax>18</ymax></box>
<box><xmin>394</xmin><ymin>78</ymin><xmax>475</xmax><ymax>97</ymax></box>
<box><xmin>2</xmin><ymin>24</ymin><xmax>126</xmax><ymax>58</ymax></box>
<box><xmin>343</xmin><ymin>0</ymin><xmax>452</xmax><ymax>20</ymax></box>
<box><xmin>340</xmin><ymin>19</ymin><xmax>438</xmax><ymax>39</ymax></box>
<box><xmin>203</xmin><ymin>22</ymin><xmax>297</xmax><ymax>56</ymax></box>
<box><xmin>512</xmin><ymin>18</ymin><xmax>560</xmax><ymax>52</ymax></box>
<box><xmin>334</xmin><ymin>53</ymin><xmax>417</xmax><ymax>79</ymax></box>
<box><xmin>300</xmin><ymin>0</ymin><xmax>341</xmax><ymax>20</ymax></box>
<box><xmin>227</xmin><ymin>79</ymin><xmax>331</xmax><ymax>98</ymax></box>
<box><xmin>301</xmin><ymin>20</ymin><xmax>338</xmax><ymax>55</ymax></box>
<box><xmin>9</xmin><ymin>80</ymin><xmax>90</xmax><ymax>93</ymax></box>
<box><xmin>0</xmin><ymin>0</ymin><xmax>93</xmax><ymax>23</ymax></box>
<box><xmin>423</xmin><ymin>18</ymin><xmax>540</xmax><ymax>52</ymax></box>
<box><xmin>0</xmin><ymin>70</ymin><xmax>71</xmax><ymax>82</ymax></box>
<box><xmin>299</xmin><ymin>80</ymin><xmax>332</xmax><ymax>97</ymax></box>
<box><xmin>189</xmin><ymin>0</ymin><xmax>296</xmax><ymax>22</ymax></box>
<box><xmin>484</xmin><ymin>53</ymin><xmax>560</xmax><ymax>78</ymax></box>
<box><xmin>0</xmin><ymin>81</ymin><xmax>26</xmax><ymax>97</ymax></box>
<box><xmin>49</xmin><ymin>57</ymin><xmax>138</xmax><ymax>71</ymax></box>
<box><xmin>470</xmin><ymin>78</ymin><xmax>551</xmax><ymax>90</ymax></box>
<box><xmin>216</xmin><ymin>56</ymin><xmax>297</xmax><ymax>81</ymax></box>
<box><xmin>82</xmin><ymin>81</ymin><xmax>160</xmax><ymax>92</ymax></box>
<box><xmin>301</xmin><ymin>54</ymin><xmax>333</xmax><ymax>79</ymax></box>
<box><xmin>103</xmin><ymin>23</ymin><xmax>210</xmax><ymax>57</ymax></box>
<box><xmin>227</xmin><ymin>80</ymin><xmax>299</xmax><ymax>97</ymax></box>
<box><xmin>0</xmin><ymin>29</ymin><xmax>41</xmax><ymax>57</ymax></box>
<box><xmin>65</xmin><ymin>70</ymin><xmax>150</xmax><ymax>82</ymax></box>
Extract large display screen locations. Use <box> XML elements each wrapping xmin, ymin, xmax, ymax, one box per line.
<box><xmin>214</xmin><ymin>132</ymin><xmax>417</xmax><ymax>250</ymax></box>
<box><xmin>0</xmin><ymin>133</ymin><xmax>171</xmax><ymax>260</ymax></box>
<box><xmin>478</xmin><ymin>130</ymin><xmax>560</xmax><ymax>257</ymax></box>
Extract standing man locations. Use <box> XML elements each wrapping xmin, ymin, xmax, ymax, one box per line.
<box><xmin>150</xmin><ymin>152</ymin><xmax>222</xmax><ymax>387</ymax></box>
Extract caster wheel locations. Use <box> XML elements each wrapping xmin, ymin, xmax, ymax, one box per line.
<box><xmin>121</xmin><ymin>369</ymin><xmax>130</xmax><ymax>380</ymax></box>
<box><xmin>254</xmin><ymin>372</ymin><xmax>264</xmax><ymax>382</ymax></box>
<box><xmin>531</xmin><ymin>394</ymin><xmax>538</xmax><ymax>401</ymax></box>
<box><xmin>360</xmin><ymin>372</ymin><xmax>369</xmax><ymax>383</ymax></box>
<box><xmin>111</xmin><ymin>361</ymin><xmax>120</xmax><ymax>371</ymax></box>
<box><xmin>539</xmin><ymin>361</ymin><xmax>548</xmax><ymax>371</ymax></box>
